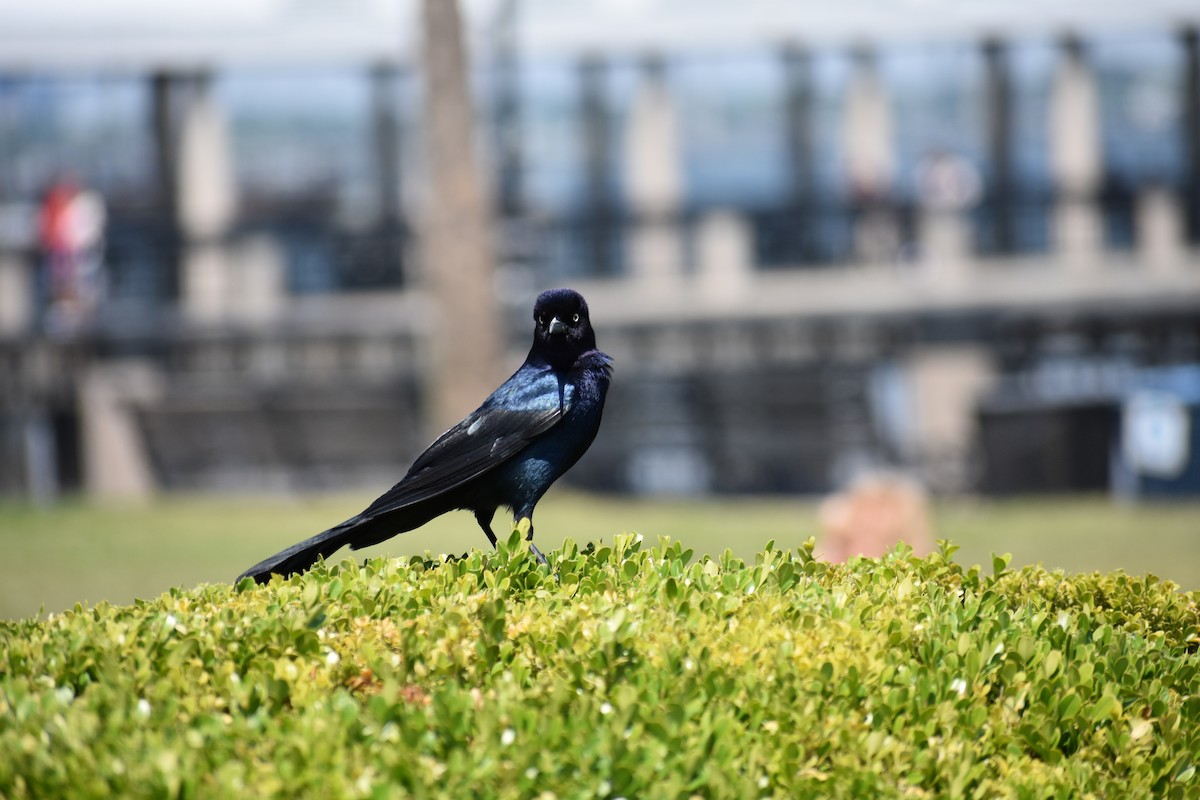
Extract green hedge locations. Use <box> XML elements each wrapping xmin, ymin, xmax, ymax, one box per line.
<box><xmin>2</xmin><ymin>533</ymin><xmax>1198</xmax><ymax>799</ymax></box>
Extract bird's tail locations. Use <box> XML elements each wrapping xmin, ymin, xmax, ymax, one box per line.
<box><xmin>236</xmin><ymin>517</ymin><xmax>363</xmax><ymax>585</ymax></box>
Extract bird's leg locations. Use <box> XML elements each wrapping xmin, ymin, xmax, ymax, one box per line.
<box><xmin>518</xmin><ymin>516</ymin><xmax>549</xmax><ymax>566</ymax></box>
<box><xmin>475</xmin><ymin>508</ymin><xmax>498</xmax><ymax>548</ymax></box>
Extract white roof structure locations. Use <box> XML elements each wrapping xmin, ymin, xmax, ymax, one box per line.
<box><xmin>513</xmin><ymin>0</ymin><xmax>1200</xmax><ymax>56</ymax></box>
<box><xmin>0</xmin><ymin>0</ymin><xmax>1197</xmax><ymax>71</ymax></box>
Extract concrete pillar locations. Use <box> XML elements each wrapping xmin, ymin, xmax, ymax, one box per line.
<box><xmin>166</xmin><ymin>73</ymin><xmax>242</xmax><ymax>323</ymax></box>
<box><xmin>1052</xmin><ymin>201</ymin><xmax>1104</xmax><ymax>270</ymax></box>
<box><xmin>228</xmin><ymin>234</ymin><xmax>286</xmax><ymax>323</ymax></box>
<box><xmin>842</xmin><ymin>48</ymin><xmax>894</xmax><ymax>201</ymax></box>
<box><xmin>179</xmin><ymin>237</ymin><xmax>284</xmax><ymax>327</ymax></box>
<box><xmin>905</xmin><ymin>346</ymin><xmax>996</xmax><ymax>491</ymax></box>
<box><xmin>1136</xmin><ymin>185</ymin><xmax>1185</xmax><ymax>272</ymax></box>
<box><xmin>0</xmin><ymin>252</ymin><xmax>33</xmax><ymax>334</ymax></box>
<box><xmin>179</xmin><ymin>242</ymin><xmax>229</xmax><ymax>322</ymax></box>
<box><xmin>696</xmin><ymin>210</ymin><xmax>753</xmax><ymax>298</ymax></box>
<box><xmin>1049</xmin><ymin>37</ymin><xmax>1103</xmax><ymax>269</ymax></box>
<box><xmin>79</xmin><ymin>361</ymin><xmax>162</xmax><ymax>500</ymax></box>
<box><xmin>918</xmin><ymin>210</ymin><xmax>974</xmax><ymax>285</ymax></box>
<box><xmin>624</xmin><ymin>56</ymin><xmax>685</xmax><ymax>289</ymax></box>
<box><xmin>914</xmin><ymin>148</ymin><xmax>981</xmax><ymax>282</ymax></box>
<box><xmin>841</xmin><ymin>47</ymin><xmax>899</xmax><ymax>264</ymax></box>
<box><xmin>176</xmin><ymin>76</ymin><xmax>236</xmax><ymax>242</ymax></box>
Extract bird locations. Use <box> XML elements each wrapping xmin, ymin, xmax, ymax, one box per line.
<box><xmin>237</xmin><ymin>288</ymin><xmax>612</xmax><ymax>584</ymax></box>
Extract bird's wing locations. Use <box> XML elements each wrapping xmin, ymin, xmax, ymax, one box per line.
<box><xmin>360</xmin><ymin>365</ymin><xmax>566</xmax><ymax>518</ymax></box>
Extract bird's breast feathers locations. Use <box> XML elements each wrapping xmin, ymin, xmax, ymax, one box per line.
<box><xmin>486</xmin><ymin>366</ymin><xmax>569</xmax><ymax>415</ymax></box>
<box><xmin>487</xmin><ymin>352</ymin><xmax>611</xmax><ymax>417</ymax></box>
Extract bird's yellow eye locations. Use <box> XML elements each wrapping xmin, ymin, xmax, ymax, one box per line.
<box><xmin>538</xmin><ymin>314</ymin><xmax>547</xmax><ymax>326</ymax></box>
<box><xmin>572</xmin><ymin>313</ymin><xmax>580</xmax><ymax>323</ymax></box>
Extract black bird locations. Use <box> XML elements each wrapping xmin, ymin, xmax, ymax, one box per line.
<box><xmin>237</xmin><ymin>288</ymin><xmax>612</xmax><ymax>584</ymax></box>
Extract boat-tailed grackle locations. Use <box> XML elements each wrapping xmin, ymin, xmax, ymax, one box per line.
<box><xmin>237</xmin><ymin>288</ymin><xmax>612</xmax><ymax>583</ymax></box>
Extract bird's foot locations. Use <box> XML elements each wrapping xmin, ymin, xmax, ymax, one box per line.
<box><xmin>528</xmin><ymin>542</ymin><xmax>549</xmax><ymax>567</ymax></box>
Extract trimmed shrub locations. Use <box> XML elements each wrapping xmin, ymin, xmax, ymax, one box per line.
<box><xmin>2</xmin><ymin>534</ymin><xmax>1198</xmax><ymax>798</ymax></box>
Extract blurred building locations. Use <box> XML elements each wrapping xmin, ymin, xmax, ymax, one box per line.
<box><xmin>1</xmin><ymin>0</ymin><xmax>1199</xmax><ymax>499</ymax></box>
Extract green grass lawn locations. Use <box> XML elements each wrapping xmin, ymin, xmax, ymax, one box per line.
<box><xmin>0</xmin><ymin>491</ymin><xmax>1197</xmax><ymax>620</ymax></box>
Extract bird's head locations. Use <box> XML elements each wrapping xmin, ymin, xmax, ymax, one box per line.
<box><xmin>531</xmin><ymin>288</ymin><xmax>596</xmax><ymax>367</ymax></box>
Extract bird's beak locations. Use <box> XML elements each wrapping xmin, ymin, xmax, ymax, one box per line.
<box><xmin>548</xmin><ymin>317</ymin><xmax>567</xmax><ymax>335</ymax></box>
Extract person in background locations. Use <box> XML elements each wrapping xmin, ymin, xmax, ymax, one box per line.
<box><xmin>37</xmin><ymin>176</ymin><xmax>106</xmax><ymax>334</ymax></box>
<box><xmin>818</xmin><ymin>472</ymin><xmax>934</xmax><ymax>562</ymax></box>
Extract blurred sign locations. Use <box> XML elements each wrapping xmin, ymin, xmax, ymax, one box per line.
<box><xmin>1123</xmin><ymin>390</ymin><xmax>1190</xmax><ymax>478</ymax></box>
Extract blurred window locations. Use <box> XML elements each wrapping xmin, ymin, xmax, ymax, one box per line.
<box><xmin>673</xmin><ymin>51</ymin><xmax>790</xmax><ymax>207</ymax></box>
<box><xmin>0</xmin><ymin>76</ymin><xmax>152</xmax><ymax>206</ymax></box>
<box><xmin>217</xmin><ymin>69</ymin><xmax>373</xmax><ymax>221</ymax></box>
<box><xmin>1093</xmin><ymin>33</ymin><xmax>1184</xmax><ymax>188</ymax></box>
<box><xmin>516</xmin><ymin>58</ymin><xmax>593</xmax><ymax>214</ymax></box>
<box><xmin>1093</xmin><ymin>33</ymin><xmax>1185</xmax><ymax>250</ymax></box>
<box><xmin>881</xmin><ymin>43</ymin><xmax>984</xmax><ymax>203</ymax></box>
<box><xmin>217</xmin><ymin>68</ymin><xmax>408</xmax><ymax>292</ymax></box>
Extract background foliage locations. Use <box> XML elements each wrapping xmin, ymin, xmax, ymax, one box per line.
<box><xmin>2</xmin><ymin>493</ymin><xmax>1199</xmax><ymax>620</ymax></box>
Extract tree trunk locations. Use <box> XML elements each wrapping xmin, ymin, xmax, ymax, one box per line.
<box><xmin>420</xmin><ymin>0</ymin><xmax>502</xmax><ymax>433</ymax></box>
